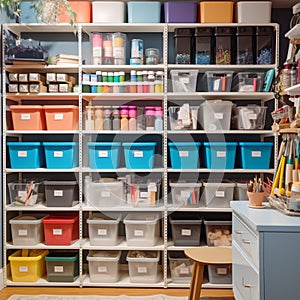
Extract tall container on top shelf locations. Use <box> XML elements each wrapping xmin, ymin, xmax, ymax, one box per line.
<box><xmin>236</xmin><ymin>27</ymin><xmax>254</xmax><ymax>65</ymax></box>
<box><xmin>256</xmin><ymin>26</ymin><xmax>274</xmax><ymax>65</ymax></box>
<box><xmin>174</xmin><ymin>28</ymin><xmax>194</xmax><ymax>64</ymax></box>
<box><xmin>215</xmin><ymin>27</ymin><xmax>233</xmax><ymax>65</ymax></box>
<box><xmin>195</xmin><ymin>27</ymin><xmax>214</xmax><ymax>64</ymax></box>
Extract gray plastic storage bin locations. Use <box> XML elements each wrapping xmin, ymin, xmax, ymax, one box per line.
<box><xmin>234</xmin><ymin>182</ymin><xmax>248</xmax><ymax>200</ymax></box>
<box><xmin>170</xmin><ymin>70</ymin><xmax>199</xmax><ymax>92</ymax></box>
<box><xmin>169</xmin><ymin>215</ymin><xmax>202</xmax><ymax>246</ymax></box>
<box><xmin>44</xmin><ymin>181</ymin><xmax>78</xmax><ymax>207</ymax></box>
<box><xmin>208</xmin><ymin>264</ymin><xmax>232</xmax><ymax>284</ymax></box>
<box><xmin>168</xmin><ymin>251</ymin><xmax>193</xmax><ymax>283</ymax></box>
<box><xmin>204</xmin><ymin>220</ymin><xmax>232</xmax><ymax>246</ymax></box>
<box><xmin>87</xmin><ymin>213</ymin><xmax>121</xmax><ymax>246</ymax></box>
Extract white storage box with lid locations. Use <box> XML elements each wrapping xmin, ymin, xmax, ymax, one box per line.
<box><xmin>236</xmin><ymin>1</ymin><xmax>272</xmax><ymax>23</ymax></box>
<box><xmin>203</xmin><ymin>181</ymin><xmax>236</xmax><ymax>208</ymax></box>
<box><xmin>123</xmin><ymin>213</ymin><xmax>160</xmax><ymax>246</ymax></box>
<box><xmin>168</xmin><ymin>251</ymin><xmax>193</xmax><ymax>283</ymax></box>
<box><xmin>92</xmin><ymin>1</ymin><xmax>126</xmax><ymax>23</ymax></box>
<box><xmin>199</xmin><ymin>100</ymin><xmax>233</xmax><ymax>131</ymax></box>
<box><xmin>126</xmin><ymin>250</ymin><xmax>160</xmax><ymax>283</ymax></box>
<box><xmin>87</xmin><ymin>213</ymin><xmax>121</xmax><ymax>246</ymax></box>
<box><xmin>87</xmin><ymin>250</ymin><xmax>121</xmax><ymax>283</ymax></box>
<box><xmin>9</xmin><ymin>215</ymin><xmax>46</xmax><ymax>245</ymax></box>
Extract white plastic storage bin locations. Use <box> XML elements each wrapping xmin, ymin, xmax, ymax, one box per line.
<box><xmin>170</xmin><ymin>70</ymin><xmax>199</xmax><ymax>92</ymax></box>
<box><xmin>168</xmin><ymin>251</ymin><xmax>193</xmax><ymax>283</ymax></box>
<box><xmin>203</xmin><ymin>181</ymin><xmax>235</xmax><ymax>208</ymax></box>
<box><xmin>199</xmin><ymin>100</ymin><xmax>233</xmax><ymax>131</ymax></box>
<box><xmin>87</xmin><ymin>250</ymin><xmax>121</xmax><ymax>283</ymax></box>
<box><xmin>126</xmin><ymin>250</ymin><xmax>160</xmax><ymax>283</ymax></box>
<box><xmin>236</xmin><ymin>1</ymin><xmax>272</xmax><ymax>23</ymax></box>
<box><xmin>87</xmin><ymin>213</ymin><xmax>121</xmax><ymax>246</ymax></box>
<box><xmin>92</xmin><ymin>1</ymin><xmax>126</xmax><ymax>23</ymax></box>
<box><xmin>204</xmin><ymin>220</ymin><xmax>232</xmax><ymax>246</ymax></box>
<box><xmin>124</xmin><ymin>213</ymin><xmax>160</xmax><ymax>246</ymax></box>
<box><xmin>85</xmin><ymin>179</ymin><xmax>125</xmax><ymax>207</ymax></box>
<box><xmin>169</xmin><ymin>180</ymin><xmax>202</xmax><ymax>207</ymax></box>
<box><xmin>9</xmin><ymin>215</ymin><xmax>46</xmax><ymax>246</ymax></box>
<box><xmin>205</xmin><ymin>71</ymin><xmax>233</xmax><ymax>92</ymax></box>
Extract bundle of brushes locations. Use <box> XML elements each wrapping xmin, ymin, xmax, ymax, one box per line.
<box><xmin>247</xmin><ymin>176</ymin><xmax>264</xmax><ymax>193</ymax></box>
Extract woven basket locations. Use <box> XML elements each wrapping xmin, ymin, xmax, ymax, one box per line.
<box><xmin>268</xmin><ymin>195</ymin><xmax>300</xmax><ymax>216</ymax></box>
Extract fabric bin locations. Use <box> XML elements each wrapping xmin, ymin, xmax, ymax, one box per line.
<box><xmin>168</xmin><ymin>142</ymin><xmax>200</xmax><ymax>169</ymax></box>
<box><xmin>43</xmin><ymin>142</ymin><xmax>78</xmax><ymax>169</ymax></box>
<box><xmin>45</xmin><ymin>252</ymin><xmax>79</xmax><ymax>282</ymax></box>
<box><xmin>88</xmin><ymin>142</ymin><xmax>121</xmax><ymax>169</ymax></box>
<box><xmin>204</xmin><ymin>220</ymin><xmax>232</xmax><ymax>247</ymax></box>
<box><xmin>92</xmin><ymin>1</ymin><xmax>126</xmax><ymax>23</ymax></box>
<box><xmin>203</xmin><ymin>142</ymin><xmax>238</xmax><ymax>169</ymax></box>
<box><xmin>44</xmin><ymin>181</ymin><xmax>78</xmax><ymax>207</ymax></box>
<box><xmin>128</xmin><ymin>1</ymin><xmax>161</xmax><ymax>23</ymax></box>
<box><xmin>170</xmin><ymin>70</ymin><xmax>198</xmax><ymax>92</ymax></box>
<box><xmin>168</xmin><ymin>251</ymin><xmax>193</xmax><ymax>283</ymax></box>
<box><xmin>236</xmin><ymin>1</ymin><xmax>272</xmax><ymax>23</ymax></box>
<box><xmin>10</xmin><ymin>105</ymin><xmax>46</xmax><ymax>130</ymax></box>
<box><xmin>199</xmin><ymin>1</ymin><xmax>234</xmax><ymax>23</ymax></box>
<box><xmin>164</xmin><ymin>2</ymin><xmax>197</xmax><ymax>23</ymax></box>
<box><xmin>87</xmin><ymin>250</ymin><xmax>121</xmax><ymax>283</ymax></box>
<box><xmin>7</xmin><ymin>142</ymin><xmax>45</xmax><ymax>169</ymax></box>
<box><xmin>87</xmin><ymin>213</ymin><xmax>121</xmax><ymax>246</ymax></box>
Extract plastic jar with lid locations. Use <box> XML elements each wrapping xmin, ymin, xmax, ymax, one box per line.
<box><xmin>112</xmin><ymin>106</ymin><xmax>120</xmax><ymax>131</ymax></box>
<box><xmin>290</xmin><ymin>182</ymin><xmax>300</xmax><ymax>211</ymax></box>
<box><xmin>145</xmin><ymin>48</ymin><xmax>159</xmax><ymax>65</ymax></box>
<box><xmin>103</xmin><ymin>106</ymin><xmax>112</xmax><ymax>130</ymax></box>
<box><xmin>215</xmin><ymin>27</ymin><xmax>232</xmax><ymax>65</ymax></box>
<box><xmin>94</xmin><ymin>106</ymin><xmax>104</xmax><ymax>131</ymax></box>
<box><xmin>128</xmin><ymin>106</ymin><xmax>137</xmax><ymax>131</ymax></box>
<box><xmin>155</xmin><ymin>71</ymin><xmax>164</xmax><ymax>93</ymax></box>
<box><xmin>120</xmin><ymin>106</ymin><xmax>129</xmax><ymax>131</ymax></box>
<box><xmin>145</xmin><ymin>108</ymin><xmax>155</xmax><ymax>131</ymax></box>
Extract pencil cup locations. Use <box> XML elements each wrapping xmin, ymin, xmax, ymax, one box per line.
<box><xmin>247</xmin><ymin>191</ymin><xmax>265</xmax><ymax>207</ymax></box>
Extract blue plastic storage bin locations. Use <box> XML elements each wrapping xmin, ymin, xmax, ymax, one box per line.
<box><xmin>88</xmin><ymin>142</ymin><xmax>121</xmax><ymax>169</ymax></box>
<box><xmin>128</xmin><ymin>1</ymin><xmax>161</xmax><ymax>23</ymax></box>
<box><xmin>168</xmin><ymin>142</ymin><xmax>201</xmax><ymax>169</ymax></box>
<box><xmin>239</xmin><ymin>142</ymin><xmax>273</xmax><ymax>169</ymax></box>
<box><xmin>123</xmin><ymin>142</ymin><xmax>157</xmax><ymax>169</ymax></box>
<box><xmin>164</xmin><ymin>2</ymin><xmax>197</xmax><ymax>23</ymax></box>
<box><xmin>19</xmin><ymin>1</ymin><xmax>40</xmax><ymax>23</ymax></box>
<box><xmin>7</xmin><ymin>142</ymin><xmax>44</xmax><ymax>169</ymax></box>
<box><xmin>203</xmin><ymin>142</ymin><xmax>238</xmax><ymax>169</ymax></box>
<box><xmin>43</xmin><ymin>142</ymin><xmax>78</xmax><ymax>169</ymax></box>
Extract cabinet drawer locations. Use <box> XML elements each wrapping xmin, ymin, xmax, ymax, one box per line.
<box><xmin>233</xmin><ymin>214</ymin><xmax>259</xmax><ymax>268</ymax></box>
<box><xmin>233</xmin><ymin>243</ymin><xmax>260</xmax><ymax>300</ymax></box>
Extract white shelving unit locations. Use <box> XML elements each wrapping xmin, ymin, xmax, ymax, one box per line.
<box><xmin>2</xmin><ymin>21</ymin><xmax>279</xmax><ymax>289</ymax></box>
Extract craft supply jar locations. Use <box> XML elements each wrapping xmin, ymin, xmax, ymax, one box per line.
<box><xmin>195</xmin><ymin>27</ymin><xmax>213</xmax><ymax>64</ymax></box>
<box><xmin>256</xmin><ymin>26</ymin><xmax>274</xmax><ymax>65</ymax></box>
<box><xmin>215</xmin><ymin>27</ymin><xmax>232</xmax><ymax>65</ymax></box>
<box><xmin>236</xmin><ymin>26</ymin><xmax>254</xmax><ymax>64</ymax></box>
<box><xmin>174</xmin><ymin>28</ymin><xmax>194</xmax><ymax>64</ymax></box>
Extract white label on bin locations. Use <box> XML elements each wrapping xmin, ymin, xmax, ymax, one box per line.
<box><xmin>214</xmin><ymin>113</ymin><xmax>223</xmax><ymax>120</ymax></box>
<box><xmin>54</xmin><ymin>266</ymin><xmax>64</xmax><ymax>273</ymax></box>
<box><xmin>140</xmin><ymin>192</ymin><xmax>149</xmax><ymax>198</ymax></box>
<box><xmin>181</xmin><ymin>190</ymin><xmax>191</xmax><ymax>200</ymax></box>
<box><xmin>134</xmin><ymin>230</ymin><xmax>144</xmax><ymax>237</ymax></box>
<box><xmin>216</xmin><ymin>267</ymin><xmax>228</xmax><ymax>275</ymax></box>
<box><xmin>217</xmin><ymin>151</ymin><xmax>226</xmax><ymax>158</ymax></box>
<box><xmin>215</xmin><ymin>191</ymin><xmax>225</xmax><ymax>198</ymax></box>
<box><xmin>18</xmin><ymin>151</ymin><xmax>27</xmax><ymax>157</ymax></box>
<box><xmin>252</xmin><ymin>151</ymin><xmax>261</xmax><ymax>157</ymax></box>
<box><xmin>148</xmin><ymin>183</ymin><xmax>157</xmax><ymax>192</ymax></box>
<box><xmin>98</xmin><ymin>150</ymin><xmax>108</xmax><ymax>157</ymax></box>
<box><xmin>53</xmin><ymin>229</ymin><xmax>62</xmax><ymax>235</ymax></box>
<box><xmin>179</xmin><ymin>151</ymin><xmax>189</xmax><ymax>157</ymax></box>
<box><xmin>54</xmin><ymin>151</ymin><xmax>63</xmax><ymax>158</ymax></box>
<box><xmin>137</xmin><ymin>267</ymin><xmax>147</xmax><ymax>273</ymax></box>
<box><xmin>98</xmin><ymin>229</ymin><xmax>107</xmax><ymax>236</ymax></box>
<box><xmin>179</xmin><ymin>77</ymin><xmax>189</xmax><ymax>84</ymax></box>
<box><xmin>54</xmin><ymin>114</ymin><xmax>64</xmax><ymax>120</ymax></box>
<box><xmin>248</xmin><ymin>113</ymin><xmax>257</xmax><ymax>120</ymax></box>
<box><xmin>18</xmin><ymin>229</ymin><xmax>28</xmax><ymax>236</ymax></box>
<box><xmin>181</xmin><ymin>229</ymin><xmax>191</xmax><ymax>236</ymax></box>
<box><xmin>133</xmin><ymin>150</ymin><xmax>143</xmax><ymax>158</ymax></box>
<box><xmin>21</xmin><ymin>114</ymin><xmax>30</xmax><ymax>120</ymax></box>
<box><xmin>54</xmin><ymin>190</ymin><xmax>63</xmax><ymax>197</ymax></box>
<box><xmin>101</xmin><ymin>191</ymin><xmax>110</xmax><ymax>198</ymax></box>
<box><xmin>179</xmin><ymin>267</ymin><xmax>190</xmax><ymax>275</ymax></box>
<box><xmin>18</xmin><ymin>191</ymin><xmax>27</xmax><ymax>198</ymax></box>
<box><xmin>98</xmin><ymin>266</ymin><xmax>107</xmax><ymax>273</ymax></box>
<box><xmin>19</xmin><ymin>266</ymin><xmax>28</xmax><ymax>273</ymax></box>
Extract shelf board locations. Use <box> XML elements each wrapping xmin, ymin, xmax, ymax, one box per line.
<box><xmin>5</xmin><ymin>203</ymin><xmax>80</xmax><ymax>211</ymax></box>
<box><xmin>166</xmin><ymin>205</ymin><xmax>232</xmax><ymax>212</ymax></box>
<box><xmin>167</xmin><ymin>281</ymin><xmax>232</xmax><ymax>289</ymax></box>
<box><xmin>82</xmin><ymin>203</ymin><xmax>165</xmax><ymax>212</ymax></box>
<box><xmin>82</xmin><ymin>93</ymin><xmax>164</xmax><ymax>101</ymax></box>
<box><xmin>83</xmin><ymin>130</ymin><xmax>163</xmax><ymax>135</ymax></box>
<box><xmin>6</xmin><ymin>240</ymin><xmax>81</xmax><ymax>250</ymax></box>
<box><xmin>285</xmin><ymin>24</ymin><xmax>300</xmax><ymax>39</ymax></box>
<box><xmin>82</xmin><ymin>167</ymin><xmax>164</xmax><ymax>173</ymax></box>
<box><xmin>6</xmin><ymin>93</ymin><xmax>79</xmax><ymax>102</ymax></box>
<box><xmin>6</xmin><ymin>130</ymin><xmax>79</xmax><ymax>135</ymax></box>
<box><xmin>167</xmin><ymin>130</ymin><xmax>274</xmax><ymax>135</ymax></box>
<box><xmin>167</xmin><ymin>168</ymin><xmax>274</xmax><ymax>173</ymax></box>
<box><xmin>5</xmin><ymin>168</ymin><xmax>80</xmax><ymax>173</ymax></box>
<box><xmin>167</xmin><ymin>64</ymin><xmax>276</xmax><ymax>71</ymax></box>
<box><xmin>5</xmin><ymin>64</ymin><xmax>79</xmax><ymax>73</ymax></box>
<box><xmin>82</xmin><ymin>64</ymin><xmax>164</xmax><ymax>73</ymax></box>
<box><xmin>6</xmin><ymin>276</ymin><xmax>81</xmax><ymax>287</ymax></box>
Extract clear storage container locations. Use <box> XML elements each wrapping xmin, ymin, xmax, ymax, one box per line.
<box><xmin>234</xmin><ymin>105</ymin><xmax>267</xmax><ymax>130</ymax></box>
<box><xmin>168</xmin><ymin>105</ymin><xmax>199</xmax><ymax>130</ymax></box>
<box><xmin>168</xmin><ymin>251</ymin><xmax>193</xmax><ymax>283</ymax></box>
<box><xmin>170</xmin><ymin>70</ymin><xmax>199</xmax><ymax>92</ymax></box>
<box><xmin>232</xmin><ymin>72</ymin><xmax>265</xmax><ymax>92</ymax></box>
<box><xmin>205</xmin><ymin>71</ymin><xmax>233</xmax><ymax>92</ymax></box>
<box><xmin>204</xmin><ymin>220</ymin><xmax>232</xmax><ymax>246</ymax></box>
<box><xmin>174</xmin><ymin>28</ymin><xmax>194</xmax><ymax>64</ymax></box>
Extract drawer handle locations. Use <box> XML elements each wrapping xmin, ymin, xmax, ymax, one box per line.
<box><xmin>242</xmin><ymin>239</ymin><xmax>251</xmax><ymax>244</ymax></box>
<box><xmin>235</xmin><ymin>230</ymin><xmax>243</xmax><ymax>234</ymax></box>
<box><xmin>243</xmin><ymin>278</ymin><xmax>255</xmax><ymax>288</ymax></box>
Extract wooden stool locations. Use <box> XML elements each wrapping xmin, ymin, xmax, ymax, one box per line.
<box><xmin>184</xmin><ymin>246</ymin><xmax>232</xmax><ymax>300</ymax></box>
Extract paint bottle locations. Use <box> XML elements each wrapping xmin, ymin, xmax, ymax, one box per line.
<box><xmin>112</xmin><ymin>106</ymin><xmax>121</xmax><ymax>130</ymax></box>
<box><xmin>128</xmin><ymin>106</ymin><xmax>137</xmax><ymax>131</ymax></box>
<box><xmin>96</xmin><ymin>71</ymin><xmax>102</xmax><ymax>93</ymax></box>
<box><xmin>130</xmin><ymin>70</ymin><xmax>137</xmax><ymax>93</ymax></box>
<box><xmin>155</xmin><ymin>71</ymin><xmax>164</xmax><ymax>93</ymax></box>
<box><xmin>94</xmin><ymin>106</ymin><xmax>104</xmax><ymax>131</ymax></box>
<box><xmin>103</xmin><ymin>106</ymin><xmax>112</xmax><ymax>130</ymax></box>
<box><xmin>119</xmin><ymin>71</ymin><xmax>126</xmax><ymax>93</ymax></box>
<box><xmin>137</xmin><ymin>71</ymin><xmax>143</xmax><ymax>93</ymax></box>
<box><xmin>120</xmin><ymin>106</ymin><xmax>129</xmax><ymax>131</ymax></box>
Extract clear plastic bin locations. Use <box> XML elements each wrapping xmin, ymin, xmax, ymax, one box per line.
<box><xmin>87</xmin><ymin>213</ymin><xmax>121</xmax><ymax>246</ymax></box>
<box><xmin>205</xmin><ymin>71</ymin><xmax>233</xmax><ymax>92</ymax></box>
<box><xmin>208</xmin><ymin>264</ymin><xmax>232</xmax><ymax>284</ymax></box>
<box><xmin>232</xmin><ymin>72</ymin><xmax>265</xmax><ymax>92</ymax></box>
<box><xmin>203</xmin><ymin>181</ymin><xmax>236</xmax><ymax>208</ymax></box>
<box><xmin>235</xmin><ymin>106</ymin><xmax>267</xmax><ymax>130</ymax></box>
<box><xmin>168</xmin><ymin>105</ymin><xmax>199</xmax><ymax>130</ymax></box>
<box><xmin>9</xmin><ymin>215</ymin><xmax>46</xmax><ymax>245</ymax></box>
<box><xmin>87</xmin><ymin>250</ymin><xmax>121</xmax><ymax>283</ymax></box>
<box><xmin>199</xmin><ymin>100</ymin><xmax>233</xmax><ymax>131</ymax></box>
<box><xmin>170</xmin><ymin>70</ymin><xmax>199</xmax><ymax>92</ymax></box>
<box><xmin>168</xmin><ymin>251</ymin><xmax>193</xmax><ymax>283</ymax></box>
<box><xmin>204</xmin><ymin>220</ymin><xmax>232</xmax><ymax>246</ymax></box>
<box><xmin>124</xmin><ymin>213</ymin><xmax>160</xmax><ymax>246</ymax></box>
<box><xmin>169</xmin><ymin>180</ymin><xmax>202</xmax><ymax>206</ymax></box>
<box><xmin>126</xmin><ymin>250</ymin><xmax>160</xmax><ymax>283</ymax></box>
<box><xmin>234</xmin><ymin>182</ymin><xmax>248</xmax><ymax>200</ymax></box>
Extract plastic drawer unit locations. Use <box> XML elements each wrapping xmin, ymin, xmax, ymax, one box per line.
<box><xmin>8</xmin><ymin>249</ymin><xmax>48</xmax><ymax>282</ymax></box>
<box><xmin>9</xmin><ymin>215</ymin><xmax>46</xmax><ymax>245</ymax></box>
<box><xmin>87</xmin><ymin>250</ymin><xmax>121</xmax><ymax>283</ymax></box>
<box><xmin>45</xmin><ymin>252</ymin><xmax>79</xmax><ymax>282</ymax></box>
<box><xmin>127</xmin><ymin>1</ymin><xmax>161</xmax><ymax>23</ymax></box>
<box><xmin>123</xmin><ymin>142</ymin><xmax>157</xmax><ymax>169</ymax></box>
<box><xmin>87</xmin><ymin>213</ymin><xmax>122</xmax><ymax>246</ymax></box>
<box><xmin>10</xmin><ymin>105</ymin><xmax>46</xmax><ymax>130</ymax></box>
<box><xmin>43</xmin><ymin>142</ymin><xmax>78</xmax><ymax>169</ymax></box>
<box><xmin>170</xmin><ymin>70</ymin><xmax>198</xmax><ymax>92</ymax></box>
<box><xmin>199</xmin><ymin>1</ymin><xmax>234</xmax><ymax>23</ymax></box>
<box><xmin>7</xmin><ymin>142</ymin><xmax>45</xmax><ymax>169</ymax></box>
<box><xmin>168</xmin><ymin>251</ymin><xmax>193</xmax><ymax>283</ymax></box>
<box><xmin>126</xmin><ymin>250</ymin><xmax>160</xmax><ymax>283</ymax></box>
<box><xmin>44</xmin><ymin>180</ymin><xmax>79</xmax><ymax>207</ymax></box>
<box><xmin>169</xmin><ymin>215</ymin><xmax>202</xmax><ymax>246</ymax></box>
<box><xmin>92</xmin><ymin>1</ymin><xmax>126</xmax><ymax>23</ymax></box>
<box><xmin>164</xmin><ymin>2</ymin><xmax>197</xmax><ymax>23</ymax></box>
<box><xmin>88</xmin><ymin>142</ymin><xmax>121</xmax><ymax>169</ymax></box>
<box><xmin>43</xmin><ymin>105</ymin><xmax>79</xmax><ymax>130</ymax></box>
<box><xmin>124</xmin><ymin>213</ymin><xmax>160</xmax><ymax>246</ymax></box>
<box><xmin>42</xmin><ymin>214</ymin><xmax>79</xmax><ymax>246</ymax></box>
